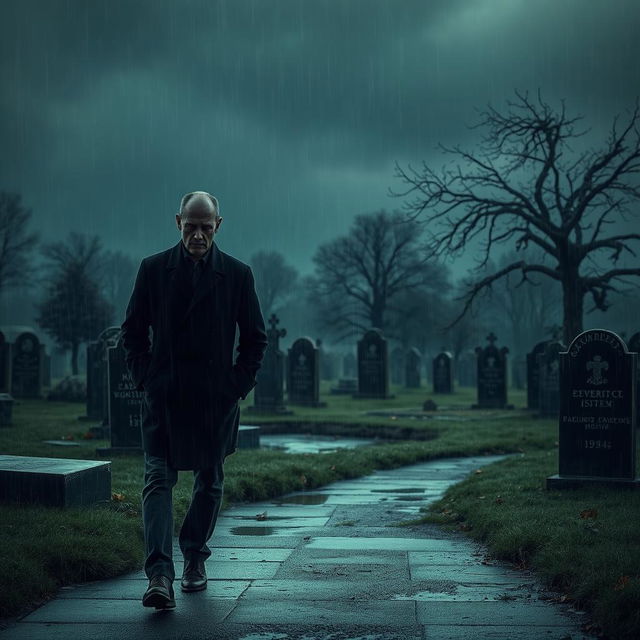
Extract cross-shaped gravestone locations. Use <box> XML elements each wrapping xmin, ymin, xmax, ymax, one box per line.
<box><xmin>268</xmin><ymin>314</ymin><xmax>286</xmax><ymax>348</ymax></box>
<box><xmin>486</xmin><ymin>332</ymin><xmax>497</xmax><ymax>346</ymax></box>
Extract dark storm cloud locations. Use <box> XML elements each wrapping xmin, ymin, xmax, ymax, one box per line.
<box><xmin>1</xmin><ymin>0</ymin><xmax>639</xmax><ymax>274</ymax></box>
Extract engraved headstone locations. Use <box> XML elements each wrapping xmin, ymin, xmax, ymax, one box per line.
<box><xmin>11</xmin><ymin>331</ymin><xmax>42</xmax><ymax>398</ymax></box>
<box><xmin>405</xmin><ymin>348</ymin><xmax>421</xmax><ymax>388</ymax></box>
<box><xmin>433</xmin><ymin>351</ymin><xmax>454</xmax><ymax>394</ymax></box>
<box><xmin>547</xmin><ymin>329</ymin><xmax>638</xmax><ymax>488</ymax></box>
<box><xmin>474</xmin><ymin>333</ymin><xmax>510</xmax><ymax>409</ymax></box>
<box><xmin>538</xmin><ymin>341</ymin><xmax>564</xmax><ymax>417</ymax></box>
<box><xmin>103</xmin><ymin>338</ymin><xmax>145</xmax><ymax>452</ymax></box>
<box><xmin>86</xmin><ymin>327</ymin><xmax>121</xmax><ymax>426</ymax></box>
<box><xmin>287</xmin><ymin>337</ymin><xmax>324</xmax><ymax>407</ymax></box>
<box><xmin>527</xmin><ymin>340</ymin><xmax>550</xmax><ymax>410</ymax></box>
<box><xmin>251</xmin><ymin>314</ymin><xmax>290</xmax><ymax>413</ymax></box>
<box><xmin>356</xmin><ymin>328</ymin><xmax>391</xmax><ymax>398</ymax></box>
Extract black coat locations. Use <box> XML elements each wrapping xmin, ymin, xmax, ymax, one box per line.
<box><xmin>121</xmin><ymin>241</ymin><xmax>267</xmax><ymax>469</ymax></box>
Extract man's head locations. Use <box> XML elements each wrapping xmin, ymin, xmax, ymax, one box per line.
<box><xmin>176</xmin><ymin>191</ymin><xmax>223</xmax><ymax>259</ymax></box>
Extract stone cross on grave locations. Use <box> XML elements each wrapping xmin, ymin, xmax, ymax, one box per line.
<box><xmin>486</xmin><ymin>332</ymin><xmax>497</xmax><ymax>346</ymax></box>
<box><xmin>267</xmin><ymin>314</ymin><xmax>286</xmax><ymax>350</ymax></box>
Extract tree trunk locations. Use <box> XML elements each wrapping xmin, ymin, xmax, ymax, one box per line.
<box><xmin>370</xmin><ymin>305</ymin><xmax>384</xmax><ymax>332</ymax></box>
<box><xmin>71</xmin><ymin>342</ymin><xmax>79</xmax><ymax>376</ymax></box>
<box><xmin>561</xmin><ymin>277</ymin><xmax>583</xmax><ymax>346</ymax></box>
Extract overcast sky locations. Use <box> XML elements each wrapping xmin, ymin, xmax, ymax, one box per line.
<box><xmin>2</xmin><ymin>0</ymin><xmax>639</xmax><ymax>277</ymax></box>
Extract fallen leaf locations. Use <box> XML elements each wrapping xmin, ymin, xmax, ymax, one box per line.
<box><xmin>111</xmin><ymin>493</ymin><xmax>125</xmax><ymax>502</ymax></box>
<box><xmin>614</xmin><ymin>575</ymin><xmax>630</xmax><ymax>591</ymax></box>
<box><xmin>255</xmin><ymin>511</ymin><xmax>268</xmax><ymax>521</ymax></box>
<box><xmin>474</xmin><ymin>469</ymin><xmax>483</xmax><ymax>474</ymax></box>
<box><xmin>495</xmin><ymin>497</ymin><xmax>505</xmax><ymax>505</ymax></box>
<box><xmin>579</xmin><ymin>508</ymin><xmax>598</xmax><ymax>519</ymax></box>
<box><xmin>299</xmin><ymin>474</ymin><xmax>307</xmax><ymax>485</ymax></box>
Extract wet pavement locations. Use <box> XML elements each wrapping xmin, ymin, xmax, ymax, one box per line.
<box><xmin>2</xmin><ymin>455</ymin><xmax>592</xmax><ymax>640</ymax></box>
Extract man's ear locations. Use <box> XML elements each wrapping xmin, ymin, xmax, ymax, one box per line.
<box><xmin>175</xmin><ymin>214</ymin><xmax>182</xmax><ymax>230</ymax></box>
<box><xmin>215</xmin><ymin>216</ymin><xmax>223</xmax><ymax>231</ymax></box>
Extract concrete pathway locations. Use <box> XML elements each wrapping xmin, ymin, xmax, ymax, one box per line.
<box><xmin>3</xmin><ymin>455</ymin><xmax>591</xmax><ymax>640</ymax></box>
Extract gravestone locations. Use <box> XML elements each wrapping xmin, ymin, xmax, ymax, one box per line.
<box><xmin>390</xmin><ymin>347</ymin><xmax>404</xmax><ymax>385</ymax></box>
<box><xmin>628</xmin><ymin>331</ymin><xmax>640</xmax><ymax>421</ymax></box>
<box><xmin>0</xmin><ymin>455</ymin><xmax>111</xmax><ymax>507</ymax></box>
<box><xmin>98</xmin><ymin>338</ymin><xmax>145</xmax><ymax>454</ymax></box>
<box><xmin>287</xmin><ymin>337</ymin><xmax>324</xmax><ymax>407</ymax></box>
<box><xmin>527</xmin><ymin>340</ymin><xmax>550</xmax><ymax>410</ymax></box>
<box><xmin>405</xmin><ymin>348</ymin><xmax>421</xmax><ymax>388</ymax></box>
<box><xmin>474</xmin><ymin>333</ymin><xmax>510</xmax><ymax>409</ymax></box>
<box><xmin>547</xmin><ymin>329</ymin><xmax>639</xmax><ymax>489</ymax></box>
<box><xmin>356</xmin><ymin>328</ymin><xmax>392</xmax><ymax>398</ymax></box>
<box><xmin>537</xmin><ymin>341</ymin><xmax>564</xmax><ymax>417</ymax></box>
<box><xmin>457</xmin><ymin>351</ymin><xmax>476</xmax><ymax>387</ymax></box>
<box><xmin>433</xmin><ymin>351</ymin><xmax>454</xmax><ymax>394</ymax></box>
<box><xmin>250</xmin><ymin>314</ymin><xmax>290</xmax><ymax>413</ymax></box>
<box><xmin>0</xmin><ymin>332</ymin><xmax>9</xmax><ymax>393</ymax></box>
<box><xmin>11</xmin><ymin>331</ymin><xmax>42</xmax><ymax>398</ymax></box>
<box><xmin>343</xmin><ymin>352</ymin><xmax>357</xmax><ymax>378</ymax></box>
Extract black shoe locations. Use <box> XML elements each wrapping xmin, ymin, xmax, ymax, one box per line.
<box><xmin>142</xmin><ymin>575</ymin><xmax>176</xmax><ymax>609</ymax></box>
<box><xmin>181</xmin><ymin>557</ymin><xmax>207</xmax><ymax>592</ymax></box>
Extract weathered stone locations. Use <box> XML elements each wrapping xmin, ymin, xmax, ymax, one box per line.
<box><xmin>356</xmin><ymin>328</ymin><xmax>392</xmax><ymax>398</ymax></box>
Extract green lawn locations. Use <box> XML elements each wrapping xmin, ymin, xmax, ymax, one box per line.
<box><xmin>1</xmin><ymin>382</ymin><xmax>637</xmax><ymax>640</ymax></box>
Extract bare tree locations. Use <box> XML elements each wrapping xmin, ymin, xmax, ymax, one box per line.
<box><xmin>0</xmin><ymin>191</ymin><xmax>38</xmax><ymax>293</ymax></box>
<box><xmin>395</xmin><ymin>92</ymin><xmax>640</xmax><ymax>343</ymax></box>
<box><xmin>309</xmin><ymin>210</ymin><xmax>446</xmax><ymax>339</ymax></box>
<box><xmin>36</xmin><ymin>233</ymin><xmax>113</xmax><ymax>374</ymax></box>
<box><xmin>250</xmin><ymin>250</ymin><xmax>299</xmax><ymax>317</ymax></box>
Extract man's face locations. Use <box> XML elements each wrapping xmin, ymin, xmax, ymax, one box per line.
<box><xmin>175</xmin><ymin>198</ymin><xmax>222</xmax><ymax>260</ymax></box>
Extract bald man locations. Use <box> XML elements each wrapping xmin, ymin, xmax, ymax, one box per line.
<box><xmin>121</xmin><ymin>191</ymin><xmax>267</xmax><ymax>609</ymax></box>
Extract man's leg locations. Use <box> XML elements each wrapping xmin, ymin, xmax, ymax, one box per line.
<box><xmin>142</xmin><ymin>454</ymin><xmax>178</xmax><ymax>581</ymax></box>
<box><xmin>178</xmin><ymin>457</ymin><xmax>225</xmax><ymax>564</ymax></box>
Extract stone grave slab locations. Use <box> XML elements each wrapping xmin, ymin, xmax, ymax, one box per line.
<box><xmin>474</xmin><ymin>333</ymin><xmax>511</xmax><ymax>409</ymax></box>
<box><xmin>0</xmin><ymin>455</ymin><xmax>111</xmax><ymax>507</ymax></box>
<box><xmin>433</xmin><ymin>351</ymin><xmax>454</xmax><ymax>394</ymax></box>
<box><xmin>547</xmin><ymin>329</ymin><xmax>639</xmax><ymax>489</ymax></box>
<box><xmin>356</xmin><ymin>328</ymin><xmax>393</xmax><ymax>398</ymax></box>
<box><xmin>287</xmin><ymin>337</ymin><xmax>325</xmax><ymax>406</ymax></box>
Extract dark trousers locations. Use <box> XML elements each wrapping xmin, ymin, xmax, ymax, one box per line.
<box><xmin>142</xmin><ymin>454</ymin><xmax>225</xmax><ymax>581</ymax></box>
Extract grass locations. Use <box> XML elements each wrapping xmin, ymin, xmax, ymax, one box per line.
<box><xmin>413</xmin><ymin>450</ymin><xmax>640</xmax><ymax>640</ymax></box>
<box><xmin>1</xmin><ymin>381</ymin><xmax>638</xmax><ymax>639</ymax></box>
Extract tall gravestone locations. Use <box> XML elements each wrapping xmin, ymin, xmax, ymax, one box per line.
<box><xmin>537</xmin><ymin>341</ymin><xmax>564</xmax><ymax>417</ymax></box>
<box><xmin>527</xmin><ymin>340</ymin><xmax>550</xmax><ymax>410</ymax></box>
<box><xmin>474</xmin><ymin>333</ymin><xmax>510</xmax><ymax>409</ymax></box>
<box><xmin>84</xmin><ymin>327</ymin><xmax>120</xmax><ymax>427</ymax></box>
<box><xmin>433</xmin><ymin>351</ymin><xmax>454</xmax><ymax>394</ymax></box>
<box><xmin>547</xmin><ymin>330</ymin><xmax>638</xmax><ymax>489</ymax></box>
<box><xmin>287</xmin><ymin>337</ymin><xmax>324</xmax><ymax>407</ymax></box>
<box><xmin>11</xmin><ymin>331</ymin><xmax>42</xmax><ymax>398</ymax></box>
<box><xmin>628</xmin><ymin>331</ymin><xmax>640</xmax><ymax>421</ymax></box>
<box><xmin>390</xmin><ymin>347</ymin><xmax>404</xmax><ymax>385</ymax></box>
<box><xmin>405</xmin><ymin>348</ymin><xmax>421</xmax><ymax>388</ymax></box>
<box><xmin>251</xmin><ymin>314</ymin><xmax>290</xmax><ymax>413</ymax></box>
<box><xmin>97</xmin><ymin>337</ymin><xmax>145</xmax><ymax>454</ymax></box>
<box><xmin>356</xmin><ymin>328</ymin><xmax>391</xmax><ymax>398</ymax></box>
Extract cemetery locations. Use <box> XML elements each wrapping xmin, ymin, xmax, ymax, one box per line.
<box><xmin>0</xmin><ymin>327</ymin><xmax>638</xmax><ymax>639</ymax></box>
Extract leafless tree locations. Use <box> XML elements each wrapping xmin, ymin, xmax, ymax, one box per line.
<box><xmin>394</xmin><ymin>92</ymin><xmax>640</xmax><ymax>343</ymax></box>
<box><xmin>309</xmin><ymin>210</ymin><xmax>447</xmax><ymax>339</ymax></box>
<box><xmin>0</xmin><ymin>191</ymin><xmax>38</xmax><ymax>293</ymax></box>
<box><xmin>250</xmin><ymin>250</ymin><xmax>299</xmax><ymax>317</ymax></box>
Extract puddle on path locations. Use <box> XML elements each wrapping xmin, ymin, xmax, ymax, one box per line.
<box><xmin>276</xmin><ymin>494</ymin><xmax>329</xmax><ymax>505</ymax></box>
<box><xmin>370</xmin><ymin>488</ymin><xmax>425</xmax><ymax>493</ymax></box>
<box><xmin>230</xmin><ymin>526</ymin><xmax>276</xmax><ymax>536</ymax></box>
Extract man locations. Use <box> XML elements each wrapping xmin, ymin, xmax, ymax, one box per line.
<box><xmin>121</xmin><ymin>191</ymin><xmax>267</xmax><ymax>609</ymax></box>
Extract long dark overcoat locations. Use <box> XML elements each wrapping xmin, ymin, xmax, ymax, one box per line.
<box><xmin>121</xmin><ymin>241</ymin><xmax>267</xmax><ymax>470</ymax></box>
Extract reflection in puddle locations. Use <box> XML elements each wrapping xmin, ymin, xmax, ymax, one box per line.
<box><xmin>393</xmin><ymin>496</ymin><xmax>425</xmax><ymax>501</ymax></box>
<box><xmin>371</xmin><ymin>488</ymin><xmax>425</xmax><ymax>493</ymax></box>
<box><xmin>230</xmin><ymin>526</ymin><xmax>276</xmax><ymax>536</ymax></box>
<box><xmin>276</xmin><ymin>494</ymin><xmax>329</xmax><ymax>505</ymax></box>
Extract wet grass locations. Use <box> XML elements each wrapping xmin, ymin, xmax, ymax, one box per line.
<box><xmin>413</xmin><ymin>450</ymin><xmax>640</xmax><ymax>640</ymax></box>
